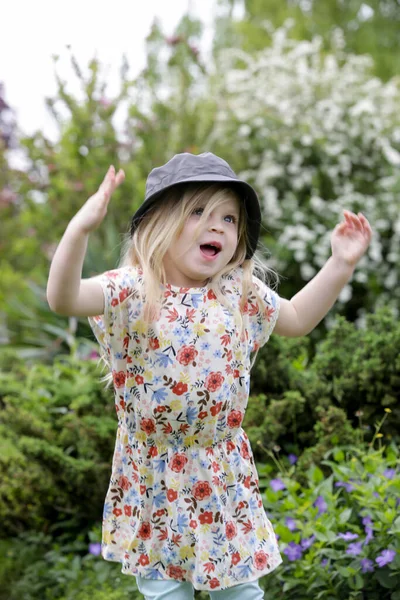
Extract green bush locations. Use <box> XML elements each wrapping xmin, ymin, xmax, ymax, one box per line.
<box><xmin>0</xmin><ymin>352</ymin><xmax>115</xmax><ymax>537</ymax></box>
<box><xmin>0</xmin><ymin>533</ymin><xmax>139</xmax><ymax>600</ymax></box>
<box><xmin>258</xmin><ymin>443</ymin><xmax>400</xmax><ymax>599</ymax></box>
<box><xmin>246</xmin><ymin>308</ymin><xmax>400</xmax><ymax>462</ymax></box>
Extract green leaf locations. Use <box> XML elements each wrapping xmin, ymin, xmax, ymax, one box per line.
<box><xmin>338</xmin><ymin>508</ymin><xmax>352</xmax><ymax>524</ymax></box>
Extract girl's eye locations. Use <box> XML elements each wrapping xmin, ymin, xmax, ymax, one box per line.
<box><xmin>225</xmin><ymin>215</ymin><xmax>237</xmax><ymax>224</ymax></box>
<box><xmin>193</xmin><ymin>208</ymin><xmax>204</xmax><ymax>216</ymax></box>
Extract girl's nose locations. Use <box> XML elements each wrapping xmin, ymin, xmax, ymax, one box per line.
<box><xmin>208</xmin><ymin>215</ymin><xmax>224</xmax><ymax>233</ymax></box>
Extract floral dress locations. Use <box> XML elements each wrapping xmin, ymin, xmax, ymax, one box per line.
<box><xmin>88</xmin><ymin>265</ymin><xmax>282</xmax><ymax>591</ymax></box>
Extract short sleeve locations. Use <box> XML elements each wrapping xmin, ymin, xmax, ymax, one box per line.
<box><xmin>248</xmin><ymin>276</ymin><xmax>280</xmax><ymax>350</ymax></box>
<box><xmin>88</xmin><ymin>266</ymin><xmax>138</xmax><ymax>361</ymax></box>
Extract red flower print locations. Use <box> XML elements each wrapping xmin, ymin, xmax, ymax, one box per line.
<box><xmin>170</xmin><ymin>453</ymin><xmax>188</xmax><ymax>473</ymax></box>
<box><xmin>231</xmin><ymin>552</ymin><xmax>241</xmax><ymax>565</ymax></box>
<box><xmin>227</xmin><ymin>410</ymin><xmax>243</xmax><ymax>429</ymax></box>
<box><xmin>212</xmin><ymin>461</ymin><xmax>220</xmax><ymax>473</ymax></box>
<box><xmin>226</xmin><ymin>440</ymin><xmax>236</xmax><ymax>453</ymax></box>
<box><xmin>199</xmin><ymin>511</ymin><xmax>213</xmax><ymax>524</ymax></box>
<box><xmin>111</xmin><ymin>298</ymin><xmax>119</xmax><ymax>307</ymax></box>
<box><xmin>124</xmin><ymin>505</ymin><xmax>132</xmax><ymax>516</ymax></box>
<box><xmin>166</xmin><ymin>565</ymin><xmax>186</xmax><ymax>580</ymax></box>
<box><xmin>190</xmin><ymin>519</ymin><xmax>198</xmax><ymax>528</ymax></box>
<box><xmin>240</xmin><ymin>441</ymin><xmax>250</xmax><ymax>459</ymax></box>
<box><xmin>140</xmin><ymin>418</ymin><xmax>156</xmax><ymax>435</ymax></box>
<box><xmin>156</xmin><ymin>405</ymin><xmax>167</xmax><ymax>413</ymax></box>
<box><xmin>204</xmin><ymin>562</ymin><xmax>215</xmax><ymax>573</ymax></box>
<box><xmin>123</xmin><ymin>335</ymin><xmax>129</xmax><ymax>348</ymax></box>
<box><xmin>137</xmin><ymin>521</ymin><xmax>152</xmax><ymax>540</ymax></box>
<box><xmin>113</xmin><ymin>371</ymin><xmax>126</xmax><ymax>388</ymax></box>
<box><xmin>192</xmin><ymin>481</ymin><xmax>212</xmax><ymax>501</ymax></box>
<box><xmin>220</xmin><ymin>334</ymin><xmax>231</xmax><ymax>346</ymax></box>
<box><xmin>162</xmin><ymin>422</ymin><xmax>173</xmax><ymax>434</ymax></box>
<box><xmin>167</xmin><ymin>308</ymin><xmax>179</xmax><ymax>322</ymax></box>
<box><xmin>198</xmin><ymin>410</ymin><xmax>208</xmax><ymax>419</ymax></box>
<box><xmin>210</xmin><ymin>402</ymin><xmax>222</xmax><ymax>416</ymax></box>
<box><xmin>241</xmin><ymin>302</ymin><xmax>249</xmax><ymax>314</ymax></box>
<box><xmin>254</xmin><ymin>550</ymin><xmax>269</xmax><ymax>570</ymax></box>
<box><xmin>225</xmin><ymin>521</ymin><xmax>237</xmax><ymax>540</ymax></box>
<box><xmin>233</xmin><ymin>369</ymin><xmax>240</xmax><ymax>378</ymax></box>
<box><xmin>167</xmin><ymin>489</ymin><xmax>178</xmax><ymax>502</ymax></box>
<box><xmin>119</xmin><ymin>288</ymin><xmax>129</xmax><ymax>302</ymax></box>
<box><xmin>156</xmin><ymin>509</ymin><xmax>165</xmax><ymax>517</ymax></box>
<box><xmin>148</xmin><ymin>446</ymin><xmax>158</xmax><ymax>457</ymax></box>
<box><xmin>149</xmin><ymin>337</ymin><xmax>159</xmax><ymax>350</ymax></box>
<box><xmin>176</xmin><ymin>345</ymin><xmax>198</xmax><ymax>366</ymax></box>
<box><xmin>243</xmin><ymin>475</ymin><xmax>251</xmax><ymax>489</ymax></box>
<box><xmin>140</xmin><ymin>485</ymin><xmax>146</xmax><ymax>495</ymax></box>
<box><xmin>265</xmin><ymin>306</ymin><xmax>275</xmax><ymax>321</ymax></box>
<box><xmin>186</xmin><ymin>308</ymin><xmax>196</xmax><ymax>322</ymax></box>
<box><xmin>113</xmin><ymin>508</ymin><xmax>122</xmax><ymax>517</ymax></box>
<box><xmin>205</xmin><ymin>372</ymin><xmax>224</xmax><ymax>392</ymax></box>
<box><xmin>118</xmin><ymin>475</ymin><xmax>131</xmax><ymax>491</ymax></box>
<box><xmin>135</xmin><ymin>374</ymin><xmax>144</xmax><ymax>385</ymax></box>
<box><xmin>138</xmin><ymin>554</ymin><xmax>150</xmax><ymax>566</ymax></box>
<box><xmin>172</xmin><ymin>381</ymin><xmax>188</xmax><ymax>395</ymax></box>
<box><xmin>119</xmin><ymin>399</ymin><xmax>126</xmax><ymax>409</ymax></box>
<box><xmin>207</xmin><ymin>289</ymin><xmax>217</xmax><ymax>300</ymax></box>
<box><xmin>209</xmin><ymin>578</ymin><xmax>220</xmax><ymax>589</ymax></box>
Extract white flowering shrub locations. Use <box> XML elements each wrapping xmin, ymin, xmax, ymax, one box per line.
<box><xmin>211</xmin><ymin>24</ymin><xmax>400</xmax><ymax>319</ymax></box>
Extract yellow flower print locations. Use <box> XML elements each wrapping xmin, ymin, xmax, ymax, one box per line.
<box><xmin>135</xmin><ymin>432</ymin><xmax>147</xmax><ymax>444</ymax></box>
<box><xmin>256</xmin><ymin>526</ymin><xmax>265</xmax><ymax>540</ymax></box>
<box><xmin>216</xmin><ymin>323</ymin><xmax>225</xmax><ymax>335</ymax></box>
<box><xmin>185</xmin><ymin>435</ymin><xmax>197</xmax><ymax>447</ymax></box>
<box><xmin>128</xmin><ymin>538</ymin><xmax>139</xmax><ymax>552</ymax></box>
<box><xmin>159</xmin><ymin>331</ymin><xmax>172</xmax><ymax>348</ymax></box>
<box><xmin>143</xmin><ymin>370</ymin><xmax>153</xmax><ymax>381</ymax></box>
<box><xmin>103</xmin><ymin>531</ymin><xmax>112</xmax><ymax>544</ymax></box>
<box><xmin>200</xmin><ymin>550</ymin><xmax>209</xmax><ymax>562</ymax></box>
<box><xmin>179</xmin><ymin>372</ymin><xmax>191</xmax><ymax>385</ymax></box>
<box><xmin>170</xmin><ymin>399</ymin><xmax>183</xmax><ymax>411</ymax></box>
<box><xmin>179</xmin><ymin>546</ymin><xmax>196</xmax><ymax>560</ymax></box>
<box><xmin>193</xmin><ymin>323</ymin><xmax>206</xmax><ymax>336</ymax></box>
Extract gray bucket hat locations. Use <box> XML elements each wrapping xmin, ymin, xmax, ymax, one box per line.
<box><xmin>130</xmin><ymin>152</ymin><xmax>261</xmax><ymax>259</ymax></box>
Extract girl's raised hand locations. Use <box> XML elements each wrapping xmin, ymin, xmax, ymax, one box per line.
<box><xmin>331</xmin><ymin>210</ymin><xmax>372</xmax><ymax>267</ymax></box>
<box><xmin>71</xmin><ymin>166</ymin><xmax>125</xmax><ymax>233</ymax></box>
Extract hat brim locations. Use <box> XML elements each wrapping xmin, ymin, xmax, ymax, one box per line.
<box><xmin>130</xmin><ymin>175</ymin><xmax>261</xmax><ymax>259</ymax></box>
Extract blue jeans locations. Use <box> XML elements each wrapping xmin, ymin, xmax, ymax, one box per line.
<box><xmin>136</xmin><ymin>576</ymin><xmax>264</xmax><ymax>599</ymax></box>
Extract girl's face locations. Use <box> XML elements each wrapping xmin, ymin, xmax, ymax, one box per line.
<box><xmin>163</xmin><ymin>195</ymin><xmax>240</xmax><ymax>288</ymax></box>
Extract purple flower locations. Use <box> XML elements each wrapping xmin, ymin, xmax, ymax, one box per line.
<box><xmin>346</xmin><ymin>542</ymin><xmax>363</xmax><ymax>556</ymax></box>
<box><xmin>321</xmin><ymin>558</ymin><xmax>329</xmax><ymax>567</ymax></box>
<box><xmin>376</xmin><ymin>549</ymin><xmax>396</xmax><ymax>567</ymax></box>
<box><xmin>314</xmin><ymin>495</ymin><xmax>328</xmax><ymax>514</ymax></box>
<box><xmin>270</xmin><ymin>478</ymin><xmax>286</xmax><ymax>492</ymax></box>
<box><xmin>283</xmin><ymin>542</ymin><xmax>303</xmax><ymax>561</ymax></box>
<box><xmin>338</xmin><ymin>532</ymin><xmax>359</xmax><ymax>541</ymax></box>
<box><xmin>364</xmin><ymin>527</ymin><xmax>374</xmax><ymax>545</ymax></box>
<box><xmin>301</xmin><ymin>535</ymin><xmax>316</xmax><ymax>550</ymax></box>
<box><xmin>362</xmin><ymin>516</ymin><xmax>373</xmax><ymax>527</ymax></box>
<box><xmin>288</xmin><ymin>453</ymin><xmax>298</xmax><ymax>465</ymax></box>
<box><xmin>383</xmin><ymin>468</ymin><xmax>396</xmax><ymax>480</ymax></box>
<box><xmin>335</xmin><ymin>481</ymin><xmax>355</xmax><ymax>492</ymax></box>
<box><xmin>89</xmin><ymin>542</ymin><xmax>102</xmax><ymax>556</ymax></box>
<box><xmin>361</xmin><ymin>558</ymin><xmax>374</xmax><ymax>573</ymax></box>
<box><xmin>285</xmin><ymin>518</ymin><xmax>297</xmax><ymax>531</ymax></box>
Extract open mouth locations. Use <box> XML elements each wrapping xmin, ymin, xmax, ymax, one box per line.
<box><xmin>200</xmin><ymin>244</ymin><xmax>222</xmax><ymax>257</ymax></box>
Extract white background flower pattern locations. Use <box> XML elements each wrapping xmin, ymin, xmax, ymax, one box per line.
<box><xmin>89</xmin><ymin>265</ymin><xmax>282</xmax><ymax>591</ymax></box>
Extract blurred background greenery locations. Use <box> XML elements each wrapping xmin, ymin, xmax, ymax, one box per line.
<box><xmin>1</xmin><ymin>0</ymin><xmax>399</xmax><ymax>598</ymax></box>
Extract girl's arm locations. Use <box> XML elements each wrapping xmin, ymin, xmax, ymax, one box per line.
<box><xmin>274</xmin><ymin>211</ymin><xmax>372</xmax><ymax>337</ymax></box>
<box><xmin>46</xmin><ymin>165</ymin><xmax>125</xmax><ymax>317</ymax></box>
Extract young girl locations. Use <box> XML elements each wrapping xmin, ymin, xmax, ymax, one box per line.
<box><xmin>47</xmin><ymin>152</ymin><xmax>372</xmax><ymax>600</ymax></box>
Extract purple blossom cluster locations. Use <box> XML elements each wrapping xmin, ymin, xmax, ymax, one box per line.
<box><xmin>270</xmin><ymin>467</ymin><xmax>398</xmax><ymax>575</ymax></box>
